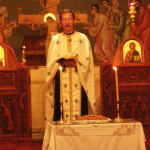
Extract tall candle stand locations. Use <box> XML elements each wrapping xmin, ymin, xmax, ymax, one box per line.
<box><xmin>113</xmin><ymin>67</ymin><xmax>122</xmax><ymax>122</ymax></box>
<box><xmin>57</xmin><ymin>66</ymin><xmax>65</xmax><ymax>124</ymax></box>
<box><xmin>115</xmin><ymin>101</ymin><xmax>122</xmax><ymax>122</ymax></box>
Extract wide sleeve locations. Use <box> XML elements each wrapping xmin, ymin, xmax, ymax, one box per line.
<box><xmin>46</xmin><ymin>37</ymin><xmax>56</xmax><ymax>66</ymax></box>
<box><xmin>88</xmin><ymin>15</ymin><xmax>104</xmax><ymax>37</ymax></box>
<box><xmin>76</xmin><ymin>35</ymin><xmax>96</xmax><ymax>115</ymax></box>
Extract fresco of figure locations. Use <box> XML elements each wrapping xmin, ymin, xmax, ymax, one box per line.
<box><xmin>130</xmin><ymin>0</ymin><xmax>150</xmax><ymax>64</ymax></box>
<box><xmin>40</xmin><ymin>0</ymin><xmax>60</xmax><ymax>14</ymax></box>
<box><xmin>101</xmin><ymin>0</ymin><xmax>114</xmax><ymax>21</ymax></box>
<box><xmin>83</xmin><ymin>4</ymin><xmax>114</xmax><ymax>65</ymax></box>
<box><xmin>0</xmin><ymin>7</ymin><xmax>18</xmax><ymax>44</ymax></box>
<box><xmin>108</xmin><ymin>0</ymin><xmax>131</xmax><ymax>54</ymax></box>
<box><xmin>0</xmin><ymin>23</ymin><xmax>19</xmax><ymax>69</ymax></box>
<box><xmin>44</xmin><ymin>13</ymin><xmax>59</xmax><ymax>59</ymax></box>
<box><xmin>0</xmin><ymin>23</ymin><xmax>4</xmax><ymax>43</ymax></box>
<box><xmin>23</xmin><ymin>0</ymin><xmax>61</xmax><ymax>35</ymax></box>
<box><xmin>147</xmin><ymin>3</ymin><xmax>150</xmax><ymax>10</ymax></box>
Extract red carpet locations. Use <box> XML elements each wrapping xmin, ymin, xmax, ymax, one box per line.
<box><xmin>146</xmin><ymin>141</ymin><xmax>150</xmax><ymax>150</ymax></box>
<box><xmin>0</xmin><ymin>140</ymin><xmax>150</xmax><ymax>150</ymax></box>
<box><xmin>0</xmin><ymin>142</ymin><xmax>42</xmax><ymax>150</ymax></box>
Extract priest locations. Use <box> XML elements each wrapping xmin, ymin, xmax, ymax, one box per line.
<box><xmin>44</xmin><ymin>9</ymin><xmax>96</xmax><ymax>123</ymax></box>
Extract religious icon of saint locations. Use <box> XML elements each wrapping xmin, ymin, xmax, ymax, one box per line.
<box><xmin>124</xmin><ymin>42</ymin><xmax>141</xmax><ymax>63</ymax></box>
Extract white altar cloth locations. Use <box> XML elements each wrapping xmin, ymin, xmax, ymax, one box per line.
<box><xmin>42</xmin><ymin>119</ymin><xmax>146</xmax><ymax>150</ymax></box>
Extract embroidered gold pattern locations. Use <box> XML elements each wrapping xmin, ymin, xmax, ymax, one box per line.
<box><xmin>69</xmin><ymin>67</ymin><xmax>73</xmax><ymax>120</ymax></box>
<box><xmin>67</xmin><ymin>35</ymin><xmax>72</xmax><ymax>53</ymax></box>
<box><xmin>56</xmin><ymin>126</ymin><xmax>79</xmax><ymax>136</ymax></box>
<box><xmin>113</xmin><ymin>124</ymin><xmax>136</xmax><ymax>135</ymax></box>
<box><xmin>79</xmin><ymin>80</ymin><xmax>81</xmax><ymax>115</ymax></box>
<box><xmin>61</xmin><ymin>31</ymin><xmax>82</xmax><ymax>121</ymax></box>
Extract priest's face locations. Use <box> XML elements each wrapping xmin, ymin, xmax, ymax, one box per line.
<box><xmin>60</xmin><ymin>12</ymin><xmax>74</xmax><ymax>34</ymax></box>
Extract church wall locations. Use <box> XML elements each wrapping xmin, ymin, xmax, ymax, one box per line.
<box><xmin>0</xmin><ymin>0</ymin><xmax>149</xmax><ymax>60</ymax></box>
<box><xmin>0</xmin><ymin>0</ymin><xmax>149</xmax><ymax>141</ymax></box>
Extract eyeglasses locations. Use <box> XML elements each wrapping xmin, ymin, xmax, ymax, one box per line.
<box><xmin>62</xmin><ymin>18</ymin><xmax>73</xmax><ymax>22</ymax></box>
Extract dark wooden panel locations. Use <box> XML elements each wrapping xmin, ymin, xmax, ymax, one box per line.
<box><xmin>22</xmin><ymin>36</ymin><xmax>46</xmax><ymax>66</ymax></box>
<box><xmin>101</xmin><ymin>63</ymin><xmax>150</xmax><ymax>126</ymax></box>
<box><xmin>0</xmin><ymin>66</ymin><xmax>31</xmax><ymax>147</ymax></box>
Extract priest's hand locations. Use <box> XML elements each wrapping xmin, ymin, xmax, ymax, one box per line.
<box><xmin>63</xmin><ymin>59</ymin><xmax>77</xmax><ymax>67</ymax></box>
<box><xmin>57</xmin><ymin>59</ymin><xmax>77</xmax><ymax>69</ymax></box>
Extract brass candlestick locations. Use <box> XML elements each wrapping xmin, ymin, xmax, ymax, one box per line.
<box><xmin>21</xmin><ymin>46</ymin><xmax>26</xmax><ymax>63</ymax></box>
<box><xmin>115</xmin><ymin>101</ymin><xmax>122</xmax><ymax>122</ymax></box>
<box><xmin>57</xmin><ymin>102</ymin><xmax>64</xmax><ymax>124</ymax></box>
<box><xmin>20</xmin><ymin>46</ymin><xmax>26</xmax><ymax>66</ymax></box>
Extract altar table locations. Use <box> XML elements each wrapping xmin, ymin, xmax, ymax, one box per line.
<box><xmin>42</xmin><ymin>119</ymin><xmax>146</xmax><ymax>150</ymax></box>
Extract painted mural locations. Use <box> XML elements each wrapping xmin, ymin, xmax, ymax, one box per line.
<box><xmin>0</xmin><ymin>0</ymin><xmax>149</xmax><ymax>65</ymax></box>
<box><xmin>0</xmin><ymin>7</ymin><xmax>18</xmax><ymax>44</ymax></box>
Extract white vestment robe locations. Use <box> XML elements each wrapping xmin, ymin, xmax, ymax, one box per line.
<box><xmin>44</xmin><ymin>31</ymin><xmax>96</xmax><ymax>123</ymax></box>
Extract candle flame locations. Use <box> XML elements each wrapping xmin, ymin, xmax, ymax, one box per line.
<box><xmin>113</xmin><ymin>67</ymin><xmax>117</xmax><ymax>70</ymax></box>
<box><xmin>22</xmin><ymin>46</ymin><xmax>26</xmax><ymax>49</ymax></box>
<box><xmin>59</xmin><ymin>66</ymin><xmax>62</xmax><ymax>71</ymax></box>
<box><xmin>128</xmin><ymin>2</ymin><xmax>135</xmax><ymax>6</ymax></box>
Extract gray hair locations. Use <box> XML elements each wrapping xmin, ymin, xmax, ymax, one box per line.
<box><xmin>59</xmin><ymin>9</ymin><xmax>75</xmax><ymax>21</ymax></box>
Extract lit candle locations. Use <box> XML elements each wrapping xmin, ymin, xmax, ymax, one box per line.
<box><xmin>113</xmin><ymin>67</ymin><xmax>119</xmax><ymax>101</ymax></box>
<box><xmin>59</xmin><ymin>66</ymin><xmax>63</xmax><ymax>103</ymax></box>
<box><xmin>22</xmin><ymin>46</ymin><xmax>26</xmax><ymax>49</ymax></box>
